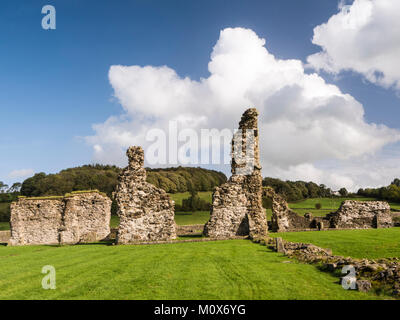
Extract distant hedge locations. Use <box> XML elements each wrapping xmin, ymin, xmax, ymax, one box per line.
<box><xmin>358</xmin><ymin>179</ymin><xmax>400</xmax><ymax>203</ymax></box>
<box><xmin>20</xmin><ymin>164</ymin><xmax>227</xmax><ymax>198</ymax></box>
<box><xmin>262</xmin><ymin>177</ymin><xmax>333</xmax><ymax>202</ymax></box>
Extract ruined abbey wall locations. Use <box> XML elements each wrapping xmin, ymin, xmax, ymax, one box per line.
<box><xmin>114</xmin><ymin>146</ymin><xmax>176</xmax><ymax>243</ymax></box>
<box><xmin>204</xmin><ymin>108</ymin><xmax>268</xmax><ymax>239</ymax></box>
<box><xmin>264</xmin><ymin>187</ymin><xmax>393</xmax><ymax>231</ymax></box>
<box><xmin>9</xmin><ymin>191</ymin><xmax>111</xmax><ymax>246</ymax></box>
<box><xmin>329</xmin><ymin>200</ymin><xmax>392</xmax><ymax>229</ymax></box>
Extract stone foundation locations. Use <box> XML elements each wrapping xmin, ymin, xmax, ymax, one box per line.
<box><xmin>175</xmin><ymin>224</ymin><xmax>205</xmax><ymax>236</ymax></box>
<box><xmin>9</xmin><ymin>191</ymin><xmax>111</xmax><ymax>246</ymax></box>
<box><xmin>115</xmin><ymin>146</ymin><xmax>176</xmax><ymax>244</ymax></box>
<box><xmin>204</xmin><ymin>108</ymin><xmax>268</xmax><ymax>239</ymax></box>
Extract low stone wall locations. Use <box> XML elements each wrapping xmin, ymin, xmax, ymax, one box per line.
<box><xmin>0</xmin><ymin>230</ymin><xmax>11</xmax><ymax>243</ymax></box>
<box><xmin>9</xmin><ymin>191</ymin><xmax>111</xmax><ymax>246</ymax></box>
<box><xmin>175</xmin><ymin>224</ymin><xmax>205</xmax><ymax>235</ymax></box>
<box><xmin>329</xmin><ymin>200</ymin><xmax>392</xmax><ymax>229</ymax></box>
<box><xmin>262</xmin><ymin>237</ymin><xmax>400</xmax><ymax>297</ymax></box>
<box><xmin>116</xmin><ymin>236</ymin><xmax>247</xmax><ymax>246</ymax></box>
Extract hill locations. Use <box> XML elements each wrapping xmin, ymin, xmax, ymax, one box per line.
<box><xmin>20</xmin><ymin>164</ymin><xmax>227</xmax><ymax>197</ymax></box>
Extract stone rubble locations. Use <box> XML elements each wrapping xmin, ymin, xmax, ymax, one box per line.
<box><xmin>262</xmin><ymin>237</ymin><xmax>400</xmax><ymax>297</ymax></box>
<box><xmin>203</xmin><ymin>108</ymin><xmax>268</xmax><ymax>239</ymax></box>
<box><xmin>114</xmin><ymin>146</ymin><xmax>176</xmax><ymax>244</ymax></box>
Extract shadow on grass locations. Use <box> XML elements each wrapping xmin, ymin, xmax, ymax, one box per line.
<box><xmin>44</xmin><ymin>240</ymin><xmax>115</xmax><ymax>247</ymax></box>
<box><xmin>177</xmin><ymin>234</ymin><xmax>204</xmax><ymax>239</ymax></box>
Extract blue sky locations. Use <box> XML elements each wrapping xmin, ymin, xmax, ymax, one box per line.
<box><xmin>0</xmin><ymin>0</ymin><xmax>399</xmax><ymax>190</ymax></box>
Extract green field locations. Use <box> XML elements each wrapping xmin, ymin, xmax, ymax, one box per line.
<box><xmin>1</xmin><ymin>192</ymin><xmax>399</xmax><ymax>299</ymax></box>
<box><xmin>0</xmin><ymin>239</ymin><xmax>385</xmax><ymax>300</ymax></box>
<box><xmin>110</xmin><ymin>211</ymin><xmax>210</xmax><ymax>228</ymax></box>
<box><xmin>271</xmin><ymin>227</ymin><xmax>400</xmax><ymax>259</ymax></box>
<box><xmin>0</xmin><ymin>222</ymin><xmax>10</xmax><ymax>231</ymax></box>
<box><xmin>287</xmin><ymin>197</ymin><xmax>400</xmax><ymax>217</ymax></box>
<box><xmin>0</xmin><ymin>202</ymin><xmax>10</xmax><ymax>220</ymax></box>
<box><xmin>175</xmin><ymin>211</ymin><xmax>210</xmax><ymax>225</ymax></box>
<box><xmin>168</xmin><ymin>191</ymin><xmax>212</xmax><ymax>206</ymax></box>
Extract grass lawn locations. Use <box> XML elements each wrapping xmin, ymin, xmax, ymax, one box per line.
<box><xmin>175</xmin><ymin>211</ymin><xmax>210</xmax><ymax>225</ymax></box>
<box><xmin>0</xmin><ymin>222</ymin><xmax>10</xmax><ymax>231</ymax></box>
<box><xmin>288</xmin><ymin>197</ymin><xmax>377</xmax><ymax>210</ymax></box>
<box><xmin>110</xmin><ymin>215</ymin><xmax>119</xmax><ymax>228</ymax></box>
<box><xmin>0</xmin><ymin>239</ymin><xmax>384</xmax><ymax>300</ymax></box>
<box><xmin>110</xmin><ymin>211</ymin><xmax>211</xmax><ymax>228</ymax></box>
<box><xmin>271</xmin><ymin>227</ymin><xmax>400</xmax><ymax>259</ymax></box>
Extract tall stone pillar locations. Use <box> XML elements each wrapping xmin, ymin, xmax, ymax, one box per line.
<box><xmin>115</xmin><ymin>146</ymin><xmax>176</xmax><ymax>243</ymax></box>
<box><xmin>204</xmin><ymin>108</ymin><xmax>268</xmax><ymax>239</ymax></box>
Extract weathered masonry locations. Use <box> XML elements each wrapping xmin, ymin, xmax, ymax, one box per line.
<box><xmin>264</xmin><ymin>187</ymin><xmax>393</xmax><ymax>232</ymax></box>
<box><xmin>114</xmin><ymin>146</ymin><xmax>177</xmax><ymax>243</ymax></box>
<box><xmin>203</xmin><ymin>108</ymin><xmax>269</xmax><ymax>239</ymax></box>
<box><xmin>329</xmin><ymin>200</ymin><xmax>392</xmax><ymax>229</ymax></box>
<box><xmin>9</xmin><ymin>191</ymin><xmax>111</xmax><ymax>246</ymax></box>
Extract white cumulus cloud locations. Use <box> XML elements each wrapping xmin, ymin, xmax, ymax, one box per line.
<box><xmin>8</xmin><ymin>169</ymin><xmax>34</xmax><ymax>179</ymax></box>
<box><xmin>307</xmin><ymin>0</ymin><xmax>400</xmax><ymax>91</ymax></box>
<box><xmin>86</xmin><ymin>27</ymin><xmax>400</xmax><ymax>190</ymax></box>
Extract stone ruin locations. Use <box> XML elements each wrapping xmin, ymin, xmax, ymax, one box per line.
<box><xmin>114</xmin><ymin>146</ymin><xmax>176</xmax><ymax>244</ymax></box>
<box><xmin>264</xmin><ymin>187</ymin><xmax>313</xmax><ymax>232</ymax></box>
<box><xmin>328</xmin><ymin>200</ymin><xmax>392</xmax><ymax>229</ymax></box>
<box><xmin>9</xmin><ymin>191</ymin><xmax>111</xmax><ymax>246</ymax></box>
<box><xmin>7</xmin><ymin>108</ymin><xmax>395</xmax><ymax>246</ymax></box>
<box><xmin>264</xmin><ymin>187</ymin><xmax>393</xmax><ymax>231</ymax></box>
<box><xmin>203</xmin><ymin>108</ymin><xmax>269</xmax><ymax>239</ymax></box>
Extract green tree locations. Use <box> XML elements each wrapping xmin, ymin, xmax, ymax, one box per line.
<box><xmin>8</xmin><ymin>182</ymin><xmax>22</xmax><ymax>193</ymax></box>
<box><xmin>0</xmin><ymin>181</ymin><xmax>9</xmax><ymax>193</ymax></box>
<box><xmin>339</xmin><ymin>188</ymin><xmax>348</xmax><ymax>196</ymax></box>
<box><xmin>391</xmin><ymin>178</ymin><xmax>400</xmax><ymax>187</ymax></box>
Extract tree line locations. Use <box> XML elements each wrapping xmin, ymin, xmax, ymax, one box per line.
<box><xmin>357</xmin><ymin>179</ymin><xmax>400</xmax><ymax>203</ymax></box>
<box><xmin>20</xmin><ymin>164</ymin><xmax>227</xmax><ymax>198</ymax></box>
<box><xmin>262</xmin><ymin>177</ymin><xmax>335</xmax><ymax>202</ymax></box>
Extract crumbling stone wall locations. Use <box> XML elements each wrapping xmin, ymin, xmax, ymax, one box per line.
<box><xmin>204</xmin><ymin>108</ymin><xmax>268</xmax><ymax>239</ymax></box>
<box><xmin>60</xmin><ymin>192</ymin><xmax>111</xmax><ymax>243</ymax></box>
<box><xmin>264</xmin><ymin>186</ymin><xmax>393</xmax><ymax>231</ymax></box>
<box><xmin>9</xmin><ymin>191</ymin><xmax>111</xmax><ymax>246</ymax></box>
<box><xmin>115</xmin><ymin>146</ymin><xmax>176</xmax><ymax>243</ymax></box>
<box><xmin>10</xmin><ymin>198</ymin><xmax>64</xmax><ymax>245</ymax></box>
<box><xmin>328</xmin><ymin>200</ymin><xmax>392</xmax><ymax>229</ymax></box>
<box><xmin>264</xmin><ymin>187</ymin><xmax>314</xmax><ymax>232</ymax></box>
